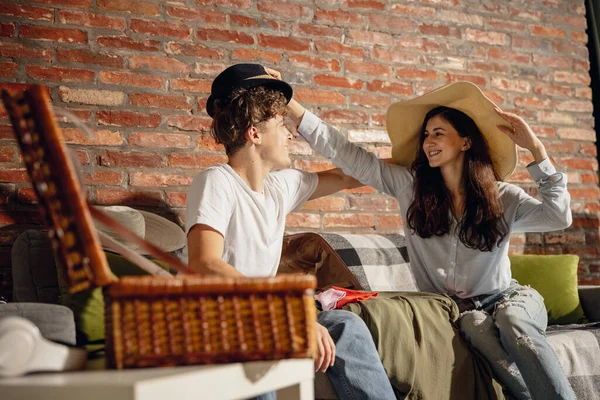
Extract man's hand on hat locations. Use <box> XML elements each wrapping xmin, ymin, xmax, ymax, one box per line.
<box><xmin>264</xmin><ymin>67</ymin><xmax>282</xmax><ymax>80</ymax></box>
<box><xmin>495</xmin><ymin>107</ymin><xmax>548</xmax><ymax>162</ymax></box>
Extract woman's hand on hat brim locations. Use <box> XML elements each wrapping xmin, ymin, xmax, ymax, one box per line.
<box><xmin>265</xmin><ymin>67</ymin><xmax>282</xmax><ymax>80</ymax></box>
<box><xmin>495</xmin><ymin>107</ymin><xmax>547</xmax><ymax>162</ymax></box>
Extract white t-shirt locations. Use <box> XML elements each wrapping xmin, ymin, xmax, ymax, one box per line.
<box><xmin>183</xmin><ymin>164</ymin><xmax>318</xmax><ymax>277</ymax></box>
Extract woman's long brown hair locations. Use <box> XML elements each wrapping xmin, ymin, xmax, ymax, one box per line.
<box><xmin>406</xmin><ymin>106</ymin><xmax>508</xmax><ymax>252</ymax></box>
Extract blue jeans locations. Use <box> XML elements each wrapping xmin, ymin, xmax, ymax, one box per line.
<box><xmin>250</xmin><ymin>310</ymin><xmax>395</xmax><ymax>400</ymax></box>
<box><xmin>456</xmin><ymin>281</ymin><xmax>575</xmax><ymax>400</ymax></box>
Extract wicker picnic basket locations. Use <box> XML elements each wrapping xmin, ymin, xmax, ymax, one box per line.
<box><xmin>2</xmin><ymin>85</ymin><xmax>317</xmax><ymax>369</ymax></box>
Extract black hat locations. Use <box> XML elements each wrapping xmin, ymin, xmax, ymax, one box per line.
<box><xmin>206</xmin><ymin>64</ymin><xmax>293</xmax><ymax>118</ymax></box>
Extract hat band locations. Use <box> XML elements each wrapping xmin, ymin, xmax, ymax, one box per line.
<box><xmin>243</xmin><ymin>74</ymin><xmax>274</xmax><ymax>80</ymax></box>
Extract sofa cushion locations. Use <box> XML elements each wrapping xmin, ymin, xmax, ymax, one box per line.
<box><xmin>509</xmin><ymin>254</ymin><xmax>585</xmax><ymax>325</ymax></box>
<box><xmin>0</xmin><ymin>303</ymin><xmax>76</xmax><ymax>345</ymax></box>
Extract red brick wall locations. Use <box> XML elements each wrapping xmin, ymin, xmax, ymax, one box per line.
<box><xmin>0</xmin><ymin>0</ymin><xmax>599</xmax><ymax>285</ymax></box>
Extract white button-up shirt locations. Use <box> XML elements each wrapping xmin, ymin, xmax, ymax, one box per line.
<box><xmin>297</xmin><ymin>111</ymin><xmax>572</xmax><ymax>298</ymax></box>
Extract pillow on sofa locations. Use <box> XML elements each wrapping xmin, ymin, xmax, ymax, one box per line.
<box><xmin>57</xmin><ymin>252</ymin><xmax>169</xmax><ymax>350</ymax></box>
<box><xmin>509</xmin><ymin>254</ymin><xmax>585</xmax><ymax>325</ymax></box>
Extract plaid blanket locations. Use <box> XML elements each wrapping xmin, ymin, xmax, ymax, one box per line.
<box><xmin>318</xmin><ymin>233</ymin><xmax>417</xmax><ymax>292</ymax></box>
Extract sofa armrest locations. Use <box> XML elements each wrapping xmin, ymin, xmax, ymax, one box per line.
<box><xmin>578</xmin><ymin>285</ymin><xmax>600</xmax><ymax>322</ymax></box>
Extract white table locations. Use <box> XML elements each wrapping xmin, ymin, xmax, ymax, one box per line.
<box><xmin>0</xmin><ymin>357</ymin><xmax>314</xmax><ymax>400</ymax></box>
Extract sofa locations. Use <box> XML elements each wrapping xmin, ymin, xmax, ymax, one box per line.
<box><xmin>5</xmin><ymin>229</ymin><xmax>600</xmax><ymax>399</ymax></box>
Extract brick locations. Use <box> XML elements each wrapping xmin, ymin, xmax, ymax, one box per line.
<box><xmin>57</xmin><ymin>49</ymin><xmax>123</xmax><ymax>68</ymax></box>
<box><xmin>100</xmin><ymin>151</ymin><xmax>162</xmax><ymax>168</ymax></box>
<box><xmin>97</xmin><ymin>0</ymin><xmax>160</xmax><ymax>16</ymax></box>
<box><xmin>30</xmin><ymin>0</ymin><xmax>92</xmax><ymax>7</ymax></box>
<box><xmin>345</xmin><ymin>0</ymin><xmax>385</xmax><ymax>10</ymax></box>
<box><xmin>513</xmin><ymin>96</ymin><xmax>552</xmax><ymax>110</ymax></box>
<box><xmin>165</xmin><ymin>7</ymin><xmax>226</xmax><ymax>24</ymax></box>
<box><xmin>0</xmin><ymin>62</ymin><xmax>18</xmax><ymax>77</ymax></box>
<box><xmin>230</xmin><ymin>14</ymin><xmax>258</xmax><ymax>28</ymax></box>
<box><xmin>302</xmin><ymin>196</ymin><xmax>345</xmax><ymax>211</ymax></box>
<box><xmin>550</xmin><ymin>14</ymin><xmax>587</xmax><ymax>28</ymax></box>
<box><xmin>508</xmin><ymin>8</ymin><xmax>542</xmax><ymax>21</ymax></box>
<box><xmin>314</xmin><ymin>9</ymin><xmax>365</xmax><ymax>26</ymax></box>
<box><xmin>20</xmin><ymin>25</ymin><xmax>87</xmax><ymax>43</ymax></box>
<box><xmin>489</xmin><ymin>48</ymin><xmax>530</xmax><ymax>64</ymax></box>
<box><xmin>533</xmin><ymin>83</ymin><xmax>571</xmax><ymax>98</ymax></box>
<box><xmin>530</xmin><ymin>25</ymin><xmax>565</xmax><ymax>38</ymax></box>
<box><xmin>130</xmin><ymin>172</ymin><xmax>193</xmax><ymax>187</ymax></box>
<box><xmin>532</xmin><ymin>54</ymin><xmax>570</xmax><ymax>69</ymax></box>
<box><xmin>512</xmin><ymin>35</ymin><xmax>546</xmax><ymax>51</ymax></box>
<box><xmin>95</xmin><ymin>189</ymin><xmax>163</xmax><ymax>206</ymax></box>
<box><xmin>296</xmin><ymin>24</ymin><xmax>343</xmax><ymax>40</ymax></box>
<box><xmin>568</xmin><ymin>187</ymin><xmax>600</xmax><ymax>200</ymax></box>
<box><xmin>348</xmin><ymin>196</ymin><xmax>398</xmax><ymax>211</ymax></box>
<box><xmin>391</xmin><ymin>4</ymin><xmax>436</xmax><ymax>18</ymax></box>
<box><xmin>314</xmin><ymin>75</ymin><xmax>362</xmax><ymax>90</ymax></box>
<box><xmin>195</xmin><ymin>62</ymin><xmax>227</xmax><ymax>78</ymax></box>
<box><xmin>170</xmin><ymin>78</ymin><xmax>211</xmax><ymax>93</ymax></box>
<box><xmin>128</xmin><ymin>132</ymin><xmax>191</xmax><ymax>148</ymax></box>
<box><xmin>571</xmin><ymin>31</ymin><xmax>587</xmax><ymax>43</ymax></box>
<box><xmin>491</xmin><ymin>78</ymin><xmax>530</xmax><ymax>93</ymax></box>
<box><xmin>320</xmin><ymin>110</ymin><xmax>368</xmax><ymax>125</ymax></box>
<box><xmin>26</xmin><ymin>66</ymin><xmax>94</xmax><ymax>83</ymax></box>
<box><xmin>56</xmin><ymin>109</ymin><xmax>92</xmax><ymax>123</ymax></box>
<box><xmin>439</xmin><ymin>10</ymin><xmax>484</xmax><ymax>26</ymax></box>
<box><xmin>197</xmin><ymin>29</ymin><xmax>254</xmax><ymax>45</ymax></box>
<box><xmin>0</xmin><ymin>146</ymin><xmax>15</xmax><ymax>162</ymax></box>
<box><xmin>168</xmin><ymin>154</ymin><xmax>227</xmax><ymax>168</ymax></box>
<box><xmin>293</xmin><ymin>89</ymin><xmax>345</xmax><ymax>105</ymax></box>
<box><xmin>581</xmin><ymin>173</ymin><xmax>599</xmax><ymax>184</ymax></box>
<box><xmin>396</xmin><ymin>68</ymin><xmax>438</xmax><ymax>81</ymax></box>
<box><xmin>468</xmin><ymin>61</ymin><xmax>508</xmax><ymax>74</ymax></box>
<box><xmin>131</xmin><ymin>19</ymin><xmax>191</xmax><ymax>39</ymax></box>
<box><xmin>464</xmin><ymin>28</ymin><xmax>507</xmax><ymax>45</ymax></box>
<box><xmin>196</xmin><ymin>0</ymin><xmax>251</xmax><ymax>7</ymax></box>
<box><xmin>574</xmin><ymin>59</ymin><xmax>590</xmax><ymax>73</ymax></box>
<box><xmin>368</xmin><ymin>15</ymin><xmax>413</xmax><ymax>33</ymax></box>
<box><xmin>347</xmin><ymin>30</ymin><xmax>394</xmax><ymax>47</ymax></box>
<box><xmin>0</xmin><ymin>4</ymin><xmax>53</xmax><ymax>21</ymax></box>
<box><xmin>257</xmin><ymin>35</ymin><xmax>310</xmax><ymax>52</ymax></box>
<box><xmin>315</xmin><ymin>40</ymin><xmax>365</xmax><ymax>59</ymax></box>
<box><xmin>97</xmin><ymin>111</ymin><xmax>161</xmax><ymax>128</ymax></box>
<box><xmin>485</xmin><ymin>18</ymin><xmax>525</xmax><ymax>32</ymax></box>
<box><xmin>552</xmin><ymin>41</ymin><xmax>588</xmax><ymax>58</ymax></box>
<box><xmin>538</xmin><ymin>112</ymin><xmax>574</xmax><ymax>126</ymax></box>
<box><xmin>165</xmin><ymin>42</ymin><xmax>223</xmax><ymax>59</ymax></box>
<box><xmin>231</xmin><ymin>49</ymin><xmax>281</xmax><ymax>64</ymax></box>
<box><xmin>83</xmin><ymin>171</ymin><xmax>125</xmax><ymax>185</ymax></box>
<box><xmin>346</xmin><ymin>61</ymin><xmax>391</xmax><ymax>77</ymax></box>
<box><xmin>167</xmin><ymin>115</ymin><xmax>212</xmax><ymax>132</ymax></box>
<box><xmin>556</xmin><ymin>100</ymin><xmax>593</xmax><ymax>113</ymax></box>
<box><xmin>558</xmin><ymin>128</ymin><xmax>596</xmax><ymax>141</ymax></box>
<box><xmin>0</xmin><ymin>23</ymin><xmax>15</xmax><ymax>37</ymax></box>
<box><xmin>545</xmin><ymin>141</ymin><xmax>575</xmax><ymax>154</ymax></box>
<box><xmin>99</xmin><ymin>71</ymin><xmax>165</xmax><ymax>89</ymax></box>
<box><xmin>419</xmin><ymin>24</ymin><xmax>453</xmax><ymax>37</ymax></box>
<box><xmin>377</xmin><ymin>214</ymin><xmax>402</xmax><ymax>228</ymax></box>
<box><xmin>0</xmin><ymin>42</ymin><xmax>52</xmax><ymax>61</ymax></box>
<box><xmin>423</xmin><ymin>56</ymin><xmax>465</xmax><ymax>71</ymax></box>
<box><xmin>60</xmin><ymin>87</ymin><xmax>125</xmax><ymax>106</ymax></box>
<box><xmin>129</xmin><ymin>93</ymin><xmax>190</xmax><ymax>110</ymax></box>
<box><xmin>59</xmin><ymin>10</ymin><xmax>126</xmax><ymax>30</ymax></box>
<box><xmin>285</xmin><ymin>213</ymin><xmax>321</xmax><ymax>229</ymax></box>
<box><xmin>559</xmin><ymin>158</ymin><xmax>597</xmax><ymax>171</ymax></box>
<box><xmin>445</xmin><ymin>73</ymin><xmax>486</xmax><ymax>86</ymax></box>
<box><xmin>257</xmin><ymin>0</ymin><xmax>309</xmax><ymax>17</ymax></box>
<box><xmin>61</xmin><ymin>128</ymin><xmax>123</xmax><ymax>145</ymax></box>
<box><xmin>166</xmin><ymin>192</ymin><xmax>187</xmax><ymax>208</ymax></box>
<box><xmin>196</xmin><ymin>135</ymin><xmax>224</xmax><ymax>152</ymax></box>
<box><xmin>128</xmin><ymin>55</ymin><xmax>190</xmax><ymax>74</ymax></box>
<box><xmin>323</xmin><ymin>213</ymin><xmax>374</xmax><ymax>228</ymax></box>
<box><xmin>554</xmin><ymin>71</ymin><xmax>590</xmax><ymax>85</ymax></box>
<box><xmin>288</xmin><ymin>55</ymin><xmax>339</xmax><ymax>71</ymax></box>
<box><xmin>0</xmin><ymin>169</ymin><xmax>29</xmax><ymax>183</ymax></box>
<box><xmin>17</xmin><ymin>188</ymin><xmax>37</xmax><ymax>204</ymax></box>
<box><xmin>96</xmin><ymin>36</ymin><xmax>160</xmax><ymax>52</ymax></box>
<box><xmin>579</xmin><ymin>143</ymin><xmax>597</xmax><ymax>157</ymax></box>
<box><xmin>366</xmin><ymin>80</ymin><xmax>412</xmax><ymax>96</ymax></box>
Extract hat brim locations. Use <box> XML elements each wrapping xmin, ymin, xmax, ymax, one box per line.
<box><xmin>139</xmin><ymin>210</ymin><xmax>186</xmax><ymax>254</ymax></box>
<box><xmin>206</xmin><ymin>78</ymin><xmax>293</xmax><ymax>118</ymax></box>
<box><xmin>385</xmin><ymin>81</ymin><xmax>518</xmax><ymax>181</ymax></box>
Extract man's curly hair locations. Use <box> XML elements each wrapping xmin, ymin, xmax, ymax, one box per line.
<box><xmin>210</xmin><ymin>86</ymin><xmax>288</xmax><ymax>156</ymax></box>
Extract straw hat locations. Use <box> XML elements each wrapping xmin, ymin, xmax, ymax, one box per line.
<box><xmin>386</xmin><ymin>81</ymin><xmax>518</xmax><ymax>181</ymax></box>
<box><xmin>93</xmin><ymin>206</ymin><xmax>186</xmax><ymax>254</ymax></box>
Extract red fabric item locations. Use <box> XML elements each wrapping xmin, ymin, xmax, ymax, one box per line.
<box><xmin>331</xmin><ymin>286</ymin><xmax>378</xmax><ymax>308</ymax></box>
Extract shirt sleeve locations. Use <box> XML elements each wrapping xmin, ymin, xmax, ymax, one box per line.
<box><xmin>511</xmin><ymin>158</ymin><xmax>572</xmax><ymax>232</ymax></box>
<box><xmin>184</xmin><ymin>168</ymin><xmax>235</xmax><ymax>237</ymax></box>
<box><xmin>297</xmin><ymin>110</ymin><xmax>413</xmax><ymax>197</ymax></box>
<box><xmin>269</xmin><ymin>168</ymin><xmax>318</xmax><ymax>214</ymax></box>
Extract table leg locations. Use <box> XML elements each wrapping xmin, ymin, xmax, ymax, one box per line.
<box><xmin>276</xmin><ymin>379</ymin><xmax>314</xmax><ymax>400</ymax></box>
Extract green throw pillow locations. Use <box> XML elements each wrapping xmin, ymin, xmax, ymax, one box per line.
<box><xmin>57</xmin><ymin>252</ymin><xmax>169</xmax><ymax>351</ymax></box>
<box><xmin>509</xmin><ymin>254</ymin><xmax>585</xmax><ymax>325</ymax></box>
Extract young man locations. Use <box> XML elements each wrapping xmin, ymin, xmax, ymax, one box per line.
<box><xmin>183</xmin><ymin>64</ymin><xmax>395</xmax><ymax>400</ymax></box>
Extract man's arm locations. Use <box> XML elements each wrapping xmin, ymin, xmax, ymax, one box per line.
<box><xmin>311</xmin><ymin>169</ymin><xmax>362</xmax><ymax>200</ymax></box>
<box><xmin>187</xmin><ymin>224</ymin><xmax>244</xmax><ymax>277</ymax></box>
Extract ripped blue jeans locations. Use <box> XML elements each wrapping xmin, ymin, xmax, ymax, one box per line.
<box><xmin>456</xmin><ymin>281</ymin><xmax>575</xmax><ymax>400</ymax></box>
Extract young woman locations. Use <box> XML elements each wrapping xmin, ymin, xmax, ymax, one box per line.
<box><xmin>273</xmin><ymin>70</ymin><xmax>574</xmax><ymax>400</ymax></box>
